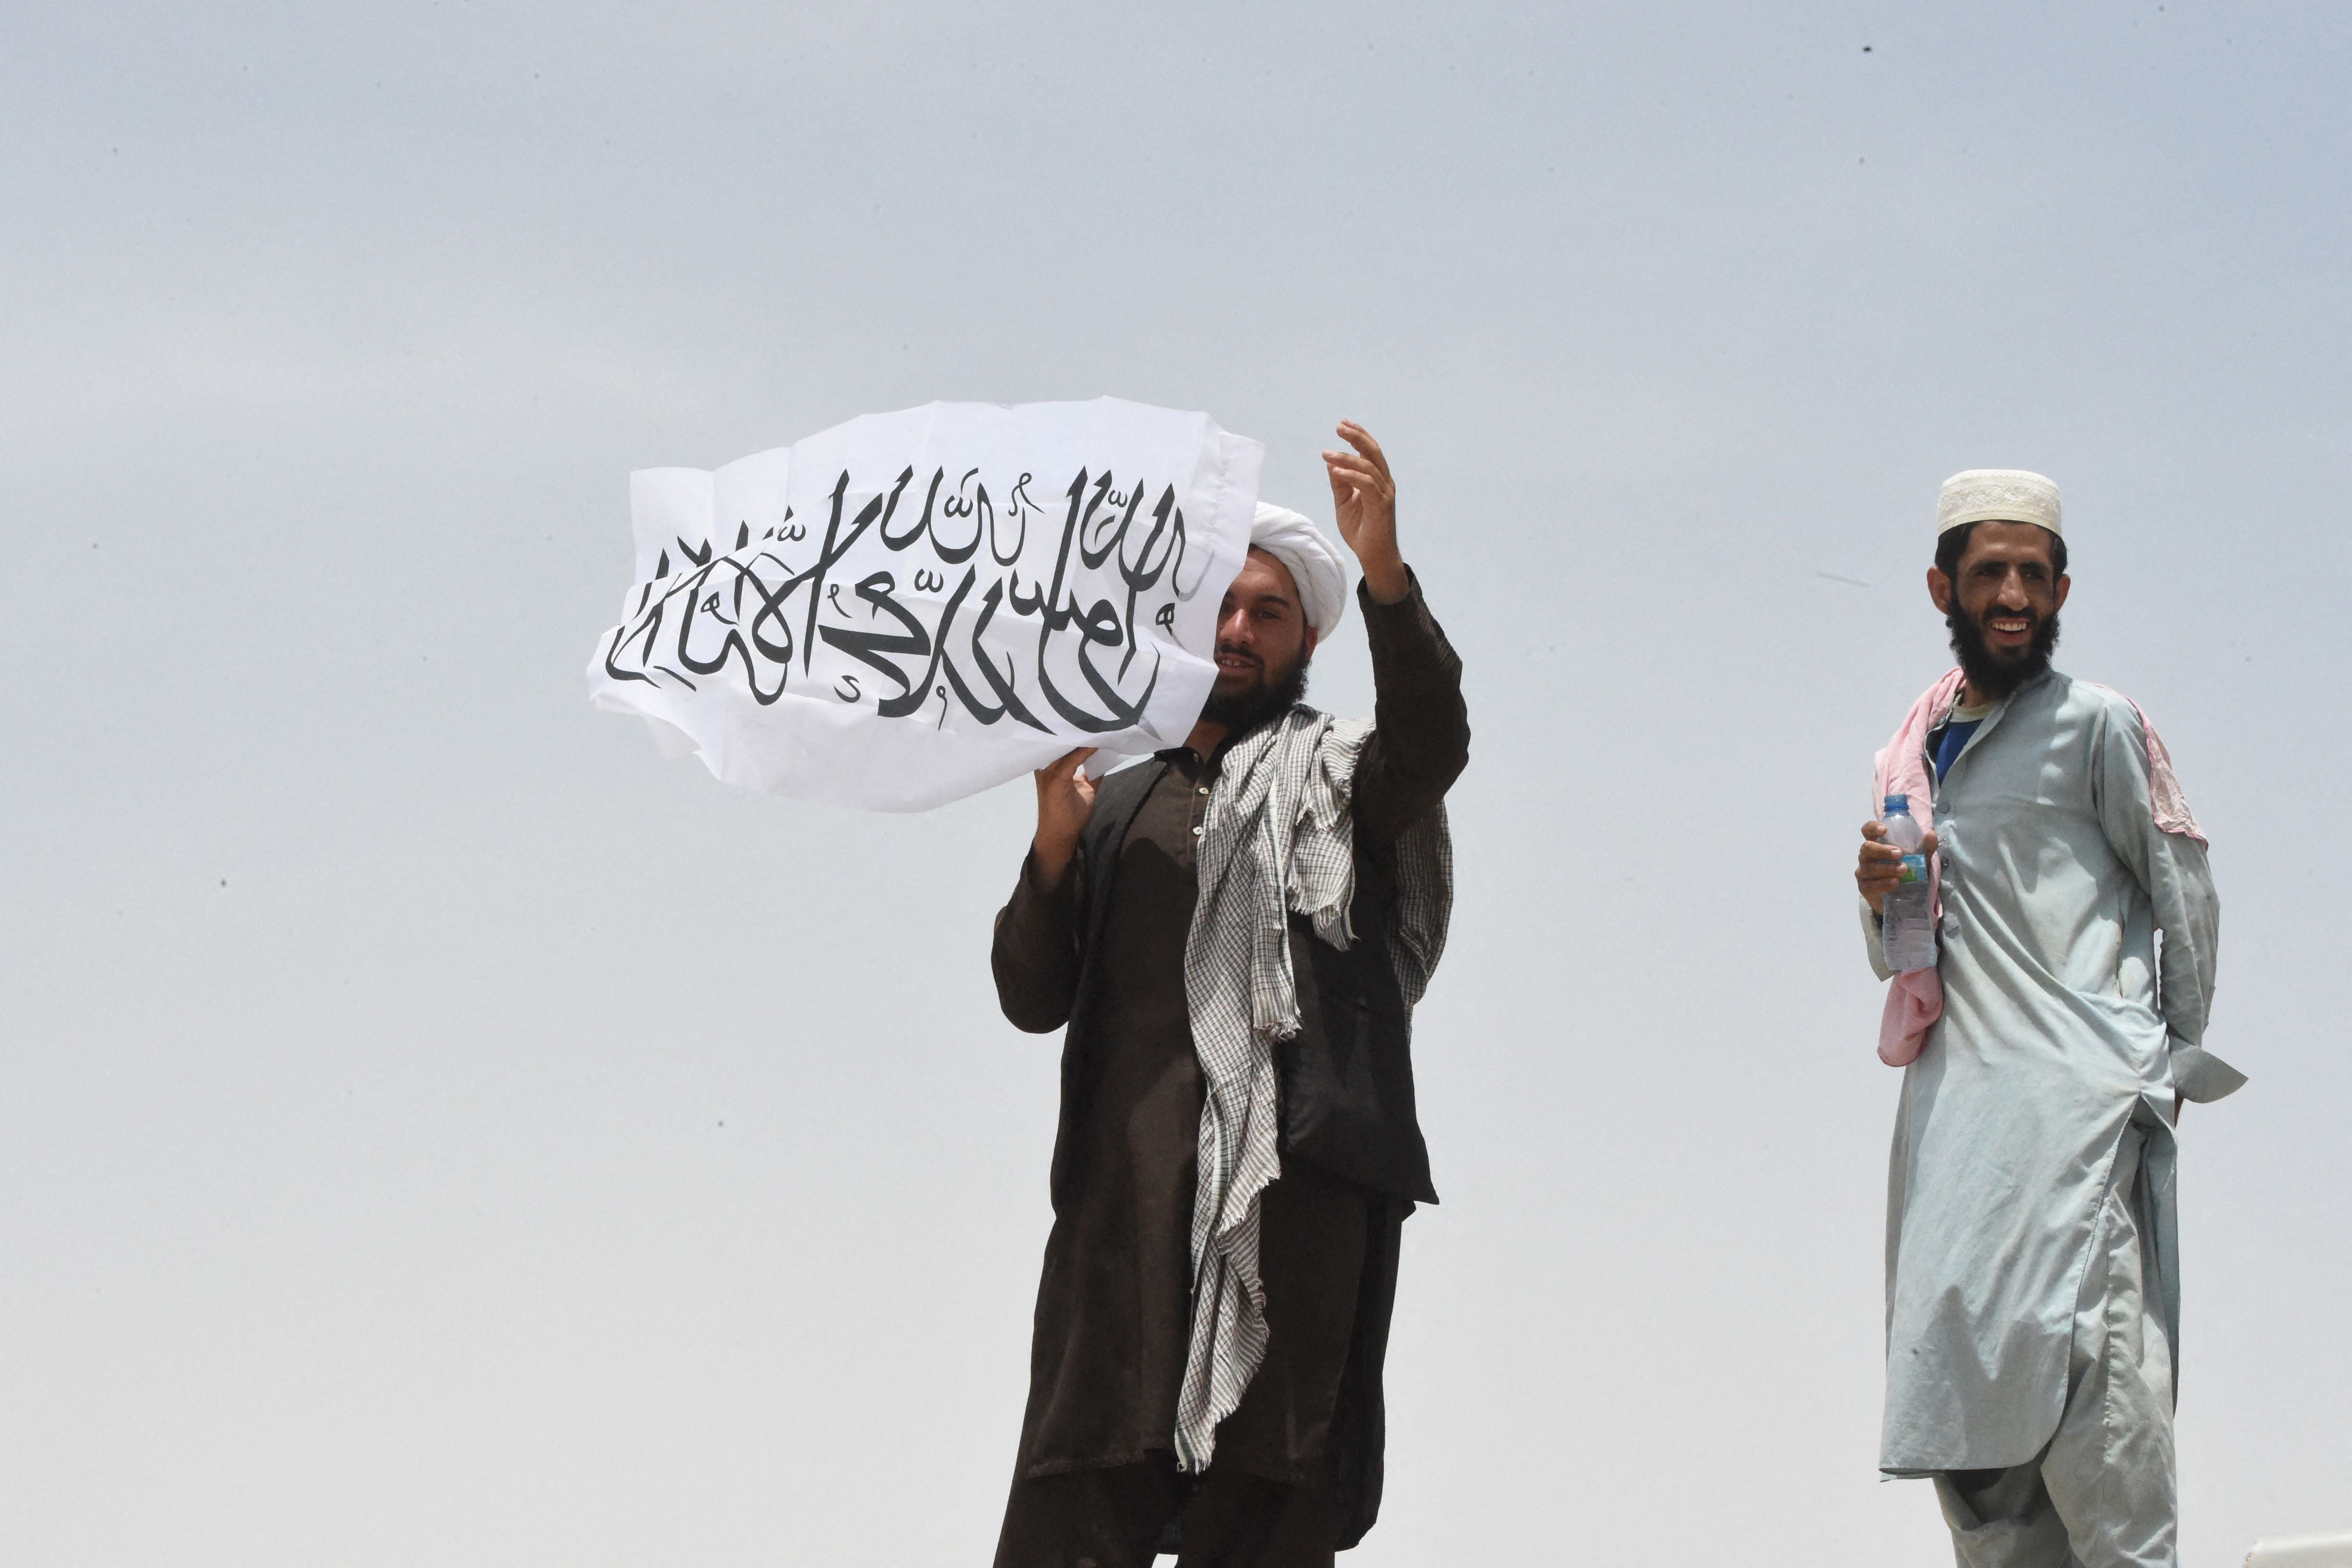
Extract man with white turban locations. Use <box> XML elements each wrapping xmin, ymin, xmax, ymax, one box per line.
<box><xmin>988</xmin><ymin>422</ymin><xmax>1468</xmax><ymax>1566</ymax></box>
<box><xmin>1852</xmin><ymin>471</ymin><xmax>2244</xmax><ymax>1568</ymax></box>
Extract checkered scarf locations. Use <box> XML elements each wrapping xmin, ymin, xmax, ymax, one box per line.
<box><xmin>1173</xmin><ymin>706</ymin><xmax>1453</xmax><ymax>1472</ymax></box>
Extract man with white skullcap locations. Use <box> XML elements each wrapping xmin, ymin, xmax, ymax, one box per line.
<box><xmin>1852</xmin><ymin>472</ymin><xmax>2244</xmax><ymax>1568</ymax></box>
<box><xmin>989</xmin><ymin>422</ymin><xmax>1468</xmax><ymax>1565</ymax></box>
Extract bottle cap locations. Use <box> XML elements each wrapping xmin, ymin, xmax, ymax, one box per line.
<box><xmin>1883</xmin><ymin>795</ymin><xmax>1912</xmax><ymax>815</ymax></box>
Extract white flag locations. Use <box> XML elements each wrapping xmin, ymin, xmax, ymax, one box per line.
<box><xmin>588</xmin><ymin>398</ymin><xmax>1263</xmax><ymax>811</ymax></box>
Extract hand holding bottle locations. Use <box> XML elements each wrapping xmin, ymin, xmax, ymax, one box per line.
<box><xmin>1857</xmin><ymin>817</ymin><xmax>1940</xmax><ymax>914</ymax></box>
<box><xmin>1867</xmin><ymin>796</ymin><xmax>1940</xmax><ymax>972</ymax></box>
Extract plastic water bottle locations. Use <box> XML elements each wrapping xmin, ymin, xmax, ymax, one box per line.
<box><xmin>1880</xmin><ymin>794</ymin><xmax>1937</xmax><ymax>973</ymax></box>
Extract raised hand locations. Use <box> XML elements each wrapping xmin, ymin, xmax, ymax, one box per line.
<box><xmin>1322</xmin><ymin>420</ymin><xmax>1410</xmax><ymax>605</ymax></box>
<box><xmin>1032</xmin><ymin>748</ymin><xmax>1099</xmax><ymax>882</ymax></box>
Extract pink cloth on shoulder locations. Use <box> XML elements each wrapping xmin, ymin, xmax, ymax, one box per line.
<box><xmin>1869</xmin><ymin>673</ymin><xmax>2207</xmax><ymax>1067</ymax></box>
<box><xmin>1872</xmin><ymin>669</ymin><xmax>1966</xmax><ymax>1067</ymax></box>
<box><xmin>2092</xmin><ymin>686</ymin><xmax>2208</xmax><ymax>846</ymax></box>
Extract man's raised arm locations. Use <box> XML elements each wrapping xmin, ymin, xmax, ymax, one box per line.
<box><xmin>1322</xmin><ymin>422</ymin><xmax>1470</xmax><ymax>844</ymax></box>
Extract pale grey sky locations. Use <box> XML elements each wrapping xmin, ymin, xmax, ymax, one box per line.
<box><xmin>4</xmin><ymin>3</ymin><xmax>2347</xmax><ymax>1564</ymax></box>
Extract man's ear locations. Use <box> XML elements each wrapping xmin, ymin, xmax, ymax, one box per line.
<box><xmin>2053</xmin><ymin>575</ymin><xmax>2070</xmax><ymax>612</ymax></box>
<box><xmin>1302</xmin><ymin>625</ymin><xmax>1319</xmax><ymax>662</ymax></box>
<box><xmin>1927</xmin><ymin>566</ymin><xmax>1954</xmax><ymax>615</ymax></box>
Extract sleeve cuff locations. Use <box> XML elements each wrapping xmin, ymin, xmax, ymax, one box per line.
<box><xmin>2170</xmin><ymin>1043</ymin><xmax>2247</xmax><ymax>1103</ymax></box>
<box><xmin>1009</xmin><ymin>844</ymin><xmax>1082</xmax><ymax>935</ymax></box>
<box><xmin>1357</xmin><ymin>566</ymin><xmax>1426</xmax><ymax>619</ymax></box>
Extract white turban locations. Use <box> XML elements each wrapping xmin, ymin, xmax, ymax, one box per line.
<box><xmin>1248</xmin><ymin>502</ymin><xmax>1349</xmax><ymax>639</ymax></box>
<box><xmin>1938</xmin><ymin>469</ymin><xmax>2062</xmax><ymax>538</ymax></box>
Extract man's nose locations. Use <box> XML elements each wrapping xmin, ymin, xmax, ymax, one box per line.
<box><xmin>1219</xmin><ymin>607</ymin><xmax>1253</xmax><ymax>644</ymax></box>
<box><xmin>1995</xmin><ymin>570</ymin><xmax>2031</xmax><ymax>607</ymax></box>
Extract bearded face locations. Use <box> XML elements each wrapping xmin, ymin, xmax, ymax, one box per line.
<box><xmin>1946</xmin><ymin>595</ymin><xmax>2061</xmax><ymax>699</ymax></box>
<box><xmin>1199</xmin><ymin>637</ymin><xmax>1311</xmax><ymax>730</ymax></box>
<box><xmin>1933</xmin><ymin>521</ymin><xmax>2068</xmax><ymax>700</ymax></box>
<box><xmin>1198</xmin><ymin>546</ymin><xmax>1317</xmax><ymax>735</ymax></box>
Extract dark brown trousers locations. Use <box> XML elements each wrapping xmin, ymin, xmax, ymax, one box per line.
<box><xmin>993</xmin><ymin>1452</ymin><xmax>1342</xmax><ymax>1568</ymax></box>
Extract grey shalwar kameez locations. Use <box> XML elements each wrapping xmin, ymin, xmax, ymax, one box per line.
<box><xmin>1864</xmin><ymin>669</ymin><xmax>2243</xmax><ymax>1568</ymax></box>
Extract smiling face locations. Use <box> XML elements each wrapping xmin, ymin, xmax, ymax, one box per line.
<box><xmin>1199</xmin><ymin>546</ymin><xmax>1318</xmax><ymax>727</ymax></box>
<box><xmin>1928</xmin><ymin>520</ymin><xmax>2070</xmax><ymax>699</ymax></box>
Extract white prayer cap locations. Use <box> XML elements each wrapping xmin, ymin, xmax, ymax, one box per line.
<box><xmin>1249</xmin><ymin>503</ymin><xmax>1350</xmax><ymax>638</ymax></box>
<box><xmin>1938</xmin><ymin>469</ymin><xmax>2063</xmax><ymax>537</ymax></box>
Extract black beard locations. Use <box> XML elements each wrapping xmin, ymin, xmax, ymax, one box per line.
<box><xmin>1199</xmin><ymin>651</ymin><xmax>1311</xmax><ymax>734</ymax></box>
<box><xmin>1947</xmin><ymin>602</ymin><xmax>2060</xmax><ymax>699</ymax></box>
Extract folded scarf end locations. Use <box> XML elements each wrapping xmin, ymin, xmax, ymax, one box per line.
<box><xmin>1878</xmin><ymin>972</ymin><xmax>1941</xmax><ymax>1067</ymax></box>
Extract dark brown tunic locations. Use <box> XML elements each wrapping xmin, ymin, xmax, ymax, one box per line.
<box><xmin>991</xmin><ymin>577</ymin><xmax>1468</xmax><ymax>1546</ymax></box>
